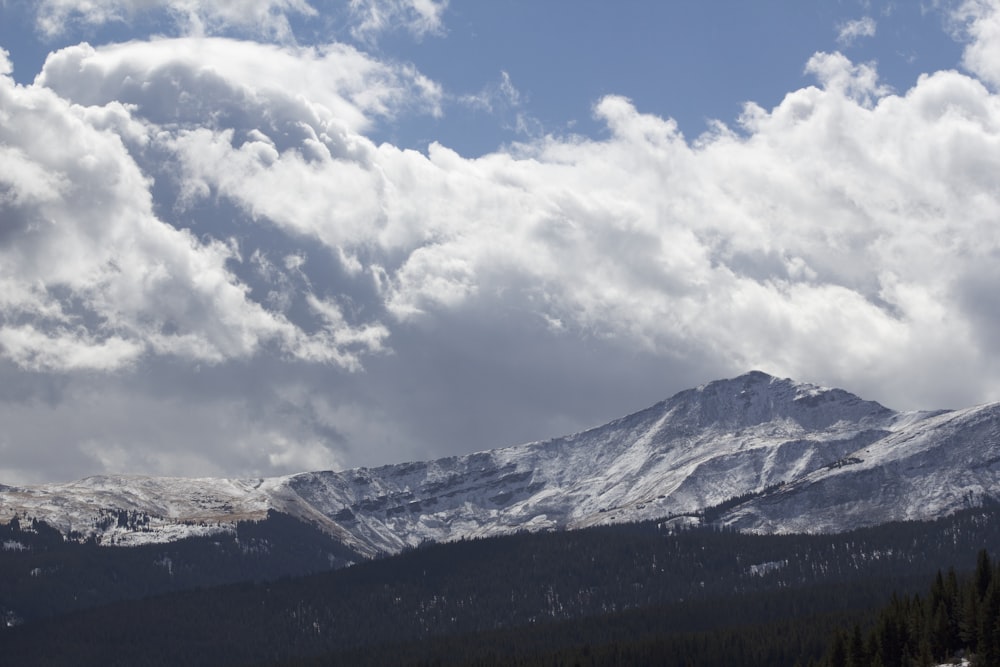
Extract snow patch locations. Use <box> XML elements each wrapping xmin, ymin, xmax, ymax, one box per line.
<box><xmin>747</xmin><ymin>560</ymin><xmax>787</xmax><ymax>576</ymax></box>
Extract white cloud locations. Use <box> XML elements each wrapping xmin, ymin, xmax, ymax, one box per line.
<box><xmin>459</xmin><ymin>71</ymin><xmax>520</xmax><ymax>113</ymax></box>
<box><xmin>7</xmin><ymin>7</ymin><xmax>1000</xmax><ymax>482</ymax></box>
<box><xmin>0</xmin><ymin>326</ymin><xmax>144</xmax><ymax>371</ymax></box>
<box><xmin>802</xmin><ymin>51</ymin><xmax>889</xmax><ymax>105</ymax></box>
<box><xmin>348</xmin><ymin>0</ymin><xmax>448</xmax><ymax>43</ymax></box>
<box><xmin>458</xmin><ymin>71</ymin><xmax>542</xmax><ymax>137</ymax></box>
<box><xmin>837</xmin><ymin>16</ymin><xmax>877</xmax><ymax>46</ymax></box>
<box><xmin>953</xmin><ymin>0</ymin><xmax>1000</xmax><ymax>88</ymax></box>
<box><xmin>20</xmin><ymin>32</ymin><xmax>1000</xmax><ymax>412</ymax></box>
<box><xmin>217</xmin><ymin>48</ymin><xmax>997</xmax><ymax>411</ymax></box>
<box><xmin>0</xmin><ymin>53</ymin><xmax>390</xmax><ymax>374</ymax></box>
<box><xmin>37</xmin><ymin>39</ymin><xmax>442</xmax><ymax>132</ymax></box>
<box><xmin>34</xmin><ymin>0</ymin><xmax>317</xmax><ymax>40</ymax></box>
<box><xmin>32</xmin><ymin>0</ymin><xmax>450</xmax><ymax>44</ymax></box>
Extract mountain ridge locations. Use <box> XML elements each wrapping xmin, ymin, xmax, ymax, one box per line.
<box><xmin>2</xmin><ymin>371</ymin><xmax>996</xmax><ymax>558</ymax></box>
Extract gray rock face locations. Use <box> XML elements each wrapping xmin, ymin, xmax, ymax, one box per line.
<box><xmin>1</xmin><ymin>372</ymin><xmax>997</xmax><ymax>557</ymax></box>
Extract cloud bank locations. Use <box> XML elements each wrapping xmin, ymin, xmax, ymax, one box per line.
<box><xmin>1</xmin><ymin>2</ymin><xmax>1000</xmax><ymax>483</ymax></box>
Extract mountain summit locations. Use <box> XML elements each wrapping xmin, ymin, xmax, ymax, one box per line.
<box><xmin>2</xmin><ymin>372</ymin><xmax>997</xmax><ymax>557</ymax></box>
<box><xmin>659</xmin><ymin>370</ymin><xmax>893</xmax><ymax>430</ymax></box>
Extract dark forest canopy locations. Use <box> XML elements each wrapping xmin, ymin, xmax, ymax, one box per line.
<box><xmin>818</xmin><ymin>548</ymin><xmax>1000</xmax><ymax>667</ymax></box>
<box><xmin>3</xmin><ymin>504</ymin><xmax>1000</xmax><ymax>665</ymax></box>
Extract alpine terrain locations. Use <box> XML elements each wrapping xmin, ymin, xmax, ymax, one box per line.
<box><xmin>3</xmin><ymin>371</ymin><xmax>998</xmax><ymax>558</ymax></box>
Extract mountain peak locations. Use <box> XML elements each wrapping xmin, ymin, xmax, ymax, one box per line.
<box><xmin>735</xmin><ymin>369</ymin><xmax>777</xmax><ymax>383</ymax></box>
<box><xmin>670</xmin><ymin>371</ymin><xmax>892</xmax><ymax>430</ymax></box>
<box><xmin>4</xmin><ymin>372</ymin><xmax>992</xmax><ymax>555</ymax></box>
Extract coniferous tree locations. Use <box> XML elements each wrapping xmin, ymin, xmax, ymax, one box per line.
<box><xmin>975</xmin><ymin>579</ymin><xmax>1000</xmax><ymax>667</ymax></box>
<box><xmin>846</xmin><ymin>623</ymin><xmax>867</xmax><ymax>667</ymax></box>
<box><xmin>976</xmin><ymin>550</ymin><xmax>993</xmax><ymax>600</ymax></box>
<box><xmin>961</xmin><ymin>583</ymin><xmax>981</xmax><ymax>649</ymax></box>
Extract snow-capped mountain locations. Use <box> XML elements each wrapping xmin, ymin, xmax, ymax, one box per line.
<box><xmin>2</xmin><ymin>371</ymin><xmax>998</xmax><ymax>558</ymax></box>
<box><xmin>725</xmin><ymin>399</ymin><xmax>1000</xmax><ymax>533</ymax></box>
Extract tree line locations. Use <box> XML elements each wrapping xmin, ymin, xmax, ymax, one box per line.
<box><xmin>4</xmin><ymin>504</ymin><xmax>1000</xmax><ymax>665</ymax></box>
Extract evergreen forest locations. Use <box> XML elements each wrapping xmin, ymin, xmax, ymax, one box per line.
<box><xmin>3</xmin><ymin>504</ymin><xmax>1000</xmax><ymax>665</ymax></box>
<box><xmin>818</xmin><ymin>548</ymin><xmax>1000</xmax><ymax>667</ymax></box>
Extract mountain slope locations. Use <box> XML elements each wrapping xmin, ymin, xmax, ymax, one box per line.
<box><xmin>1</xmin><ymin>371</ymin><xmax>996</xmax><ymax>557</ymax></box>
<box><xmin>725</xmin><ymin>401</ymin><xmax>1000</xmax><ymax>533</ymax></box>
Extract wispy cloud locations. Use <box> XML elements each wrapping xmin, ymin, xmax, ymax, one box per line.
<box><xmin>460</xmin><ymin>71</ymin><xmax>520</xmax><ymax>112</ymax></box>
<box><xmin>837</xmin><ymin>16</ymin><xmax>877</xmax><ymax>46</ymax></box>
<box><xmin>34</xmin><ymin>0</ymin><xmax>318</xmax><ymax>41</ymax></box>
<box><xmin>348</xmin><ymin>0</ymin><xmax>448</xmax><ymax>43</ymax></box>
<box><xmin>31</xmin><ymin>0</ymin><xmax>449</xmax><ymax>44</ymax></box>
<box><xmin>458</xmin><ymin>71</ymin><xmax>542</xmax><ymax>137</ymax></box>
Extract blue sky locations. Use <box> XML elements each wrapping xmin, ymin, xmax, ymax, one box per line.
<box><xmin>1</xmin><ymin>1</ymin><xmax>965</xmax><ymax>154</ymax></box>
<box><xmin>377</xmin><ymin>1</ymin><xmax>965</xmax><ymax>155</ymax></box>
<box><xmin>1</xmin><ymin>0</ymin><xmax>999</xmax><ymax>484</ymax></box>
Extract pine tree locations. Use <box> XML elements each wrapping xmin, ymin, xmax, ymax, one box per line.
<box><xmin>846</xmin><ymin>623</ymin><xmax>867</xmax><ymax>667</ymax></box>
<box><xmin>944</xmin><ymin>566</ymin><xmax>962</xmax><ymax>654</ymax></box>
<box><xmin>961</xmin><ymin>585</ymin><xmax>980</xmax><ymax>650</ymax></box>
<box><xmin>976</xmin><ymin>550</ymin><xmax>993</xmax><ymax>601</ymax></box>
<box><xmin>826</xmin><ymin>629</ymin><xmax>847</xmax><ymax>667</ymax></box>
<box><xmin>929</xmin><ymin>601</ymin><xmax>951</xmax><ymax>658</ymax></box>
<box><xmin>975</xmin><ymin>580</ymin><xmax>1000</xmax><ymax>667</ymax></box>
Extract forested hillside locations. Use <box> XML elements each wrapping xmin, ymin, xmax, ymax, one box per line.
<box><xmin>818</xmin><ymin>549</ymin><xmax>1000</xmax><ymax>667</ymax></box>
<box><xmin>4</xmin><ymin>503</ymin><xmax>1000</xmax><ymax>665</ymax></box>
<box><xmin>0</xmin><ymin>511</ymin><xmax>360</xmax><ymax>626</ymax></box>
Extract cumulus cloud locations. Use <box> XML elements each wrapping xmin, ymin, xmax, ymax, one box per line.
<box><xmin>953</xmin><ymin>0</ymin><xmax>1000</xmax><ymax>87</ymax></box>
<box><xmin>64</xmin><ymin>40</ymin><xmax>999</xmax><ymax>412</ymax></box>
<box><xmin>36</xmin><ymin>38</ymin><xmax>443</xmax><ymax>131</ymax></box>
<box><xmin>6</xmin><ymin>4</ymin><xmax>1000</xmax><ymax>483</ymax></box>
<box><xmin>0</xmin><ymin>46</ymin><xmax>390</xmax><ymax>374</ymax></box>
<box><xmin>837</xmin><ymin>16</ymin><xmax>877</xmax><ymax>46</ymax></box>
<box><xmin>96</xmin><ymin>46</ymin><xmax>1000</xmax><ymax>401</ymax></box>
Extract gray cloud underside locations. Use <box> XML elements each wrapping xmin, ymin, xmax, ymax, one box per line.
<box><xmin>2</xmin><ymin>1</ymin><xmax>1000</xmax><ymax>483</ymax></box>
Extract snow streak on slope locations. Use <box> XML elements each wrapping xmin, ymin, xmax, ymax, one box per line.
<box><xmin>263</xmin><ymin>371</ymin><xmax>902</xmax><ymax>555</ymax></box>
<box><xmin>1</xmin><ymin>372</ymin><xmax>996</xmax><ymax>557</ymax></box>
<box><xmin>0</xmin><ymin>475</ymin><xmax>282</xmax><ymax>545</ymax></box>
<box><xmin>725</xmin><ymin>402</ymin><xmax>1000</xmax><ymax>533</ymax></box>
